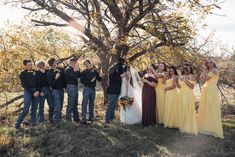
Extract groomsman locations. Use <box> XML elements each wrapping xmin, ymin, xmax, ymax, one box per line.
<box><xmin>35</xmin><ymin>60</ymin><xmax>54</xmax><ymax>124</ymax></box>
<box><xmin>105</xmin><ymin>57</ymin><xmax>126</xmax><ymax>123</ymax></box>
<box><xmin>15</xmin><ymin>59</ymin><xmax>40</xmax><ymax>129</ymax></box>
<box><xmin>80</xmin><ymin>60</ymin><xmax>103</xmax><ymax>123</ymax></box>
<box><xmin>47</xmin><ymin>57</ymin><xmax>66</xmax><ymax>126</ymax></box>
<box><xmin>65</xmin><ymin>57</ymin><xmax>80</xmax><ymax>123</ymax></box>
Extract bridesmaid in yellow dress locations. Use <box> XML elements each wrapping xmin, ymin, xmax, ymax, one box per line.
<box><xmin>197</xmin><ymin>58</ymin><xmax>224</xmax><ymax>138</ymax></box>
<box><xmin>178</xmin><ymin>63</ymin><xmax>197</xmax><ymax>134</ymax></box>
<box><xmin>164</xmin><ymin>66</ymin><xmax>179</xmax><ymax>128</ymax></box>
<box><xmin>151</xmin><ymin>63</ymin><xmax>167</xmax><ymax>124</ymax></box>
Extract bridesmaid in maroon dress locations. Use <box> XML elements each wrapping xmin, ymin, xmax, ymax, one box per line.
<box><xmin>142</xmin><ymin>65</ymin><xmax>158</xmax><ymax>127</ymax></box>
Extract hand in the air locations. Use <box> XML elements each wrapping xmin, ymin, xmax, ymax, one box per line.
<box><xmin>143</xmin><ymin>79</ymin><xmax>148</xmax><ymax>83</ymax></box>
<box><xmin>120</xmin><ymin>73</ymin><xmax>125</xmax><ymax>78</ymax></box>
<box><xmin>55</xmin><ymin>73</ymin><xmax>60</xmax><ymax>79</ymax></box>
<box><xmin>91</xmin><ymin>77</ymin><xmax>96</xmax><ymax>82</ymax></box>
<box><xmin>149</xmin><ymin>65</ymin><xmax>155</xmax><ymax>72</ymax></box>
<box><xmin>99</xmin><ymin>73</ymin><xmax>104</xmax><ymax>78</ymax></box>
<box><xmin>75</xmin><ymin>64</ymin><xmax>80</xmax><ymax>71</ymax></box>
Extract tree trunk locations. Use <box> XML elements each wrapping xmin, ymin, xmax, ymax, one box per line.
<box><xmin>98</xmin><ymin>53</ymin><xmax>117</xmax><ymax>104</ymax></box>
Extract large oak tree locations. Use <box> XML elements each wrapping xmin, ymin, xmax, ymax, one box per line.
<box><xmin>3</xmin><ymin>0</ymin><xmax>221</xmax><ymax>99</ymax></box>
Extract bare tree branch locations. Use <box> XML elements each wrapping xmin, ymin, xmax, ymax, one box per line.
<box><xmin>31</xmin><ymin>19</ymin><xmax>68</xmax><ymax>27</ymax></box>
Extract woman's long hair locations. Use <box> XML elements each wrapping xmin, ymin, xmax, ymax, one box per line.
<box><xmin>207</xmin><ymin>58</ymin><xmax>217</xmax><ymax>69</ymax></box>
<box><xmin>158</xmin><ymin>62</ymin><xmax>167</xmax><ymax>72</ymax></box>
<box><xmin>169</xmin><ymin>66</ymin><xmax>178</xmax><ymax>76</ymax></box>
<box><xmin>182</xmin><ymin>63</ymin><xmax>194</xmax><ymax>75</ymax></box>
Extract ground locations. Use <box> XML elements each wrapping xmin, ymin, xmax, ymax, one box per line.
<box><xmin>0</xmin><ymin>91</ymin><xmax>235</xmax><ymax>157</ymax></box>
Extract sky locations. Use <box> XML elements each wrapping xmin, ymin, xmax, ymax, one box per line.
<box><xmin>0</xmin><ymin>1</ymin><xmax>234</xmax><ymax>54</ymax></box>
<box><xmin>198</xmin><ymin>0</ymin><xmax>235</xmax><ymax>53</ymax></box>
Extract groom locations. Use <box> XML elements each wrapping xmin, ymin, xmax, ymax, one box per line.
<box><xmin>105</xmin><ymin>57</ymin><xmax>127</xmax><ymax>123</ymax></box>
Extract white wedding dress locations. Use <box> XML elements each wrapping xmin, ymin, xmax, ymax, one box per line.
<box><xmin>120</xmin><ymin>66</ymin><xmax>142</xmax><ymax>124</ymax></box>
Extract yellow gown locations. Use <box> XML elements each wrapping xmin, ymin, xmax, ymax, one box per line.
<box><xmin>164</xmin><ymin>78</ymin><xmax>178</xmax><ymax>128</ymax></box>
<box><xmin>156</xmin><ymin>78</ymin><xmax>165</xmax><ymax>124</ymax></box>
<box><xmin>178</xmin><ymin>79</ymin><xmax>198</xmax><ymax>134</ymax></box>
<box><xmin>197</xmin><ymin>72</ymin><xmax>224</xmax><ymax>138</ymax></box>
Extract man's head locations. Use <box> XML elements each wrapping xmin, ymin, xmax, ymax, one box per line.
<box><xmin>69</xmin><ymin>57</ymin><xmax>77</xmax><ymax>68</ymax></box>
<box><xmin>83</xmin><ymin>59</ymin><xmax>92</xmax><ymax>70</ymax></box>
<box><xmin>117</xmin><ymin>57</ymin><xmax>125</xmax><ymax>64</ymax></box>
<box><xmin>23</xmin><ymin>59</ymin><xmax>33</xmax><ymax>71</ymax></box>
<box><xmin>116</xmin><ymin>57</ymin><xmax>127</xmax><ymax>74</ymax></box>
<box><xmin>47</xmin><ymin>57</ymin><xmax>57</xmax><ymax>69</ymax></box>
<box><xmin>35</xmin><ymin>60</ymin><xmax>45</xmax><ymax>70</ymax></box>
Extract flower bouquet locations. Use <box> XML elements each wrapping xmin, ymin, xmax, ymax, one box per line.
<box><xmin>118</xmin><ymin>96</ymin><xmax>134</xmax><ymax>111</ymax></box>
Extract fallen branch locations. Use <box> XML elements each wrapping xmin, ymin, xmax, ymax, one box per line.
<box><xmin>0</xmin><ymin>94</ymin><xmax>23</xmax><ymax>109</ymax></box>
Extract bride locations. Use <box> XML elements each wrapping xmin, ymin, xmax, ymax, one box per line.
<box><xmin>120</xmin><ymin>66</ymin><xmax>142</xmax><ymax>124</ymax></box>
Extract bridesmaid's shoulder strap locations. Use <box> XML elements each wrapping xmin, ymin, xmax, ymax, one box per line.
<box><xmin>208</xmin><ymin>69</ymin><xmax>219</xmax><ymax>77</ymax></box>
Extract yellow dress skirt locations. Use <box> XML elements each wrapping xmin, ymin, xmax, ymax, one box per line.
<box><xmin>197</xmin><ymin>72</ymin><xmax>224</xmax><ymax>138</ymax></box>
<box><xmin>164</xmin><ymin>79</ymin><xmax>178</xmax><ymax>128</ymax></box>
<box><xmin>178</xmin><ymin>80</ymin><xmax>198</xmax><ymax>134</ymax></box>
<box><xmin>156</xmin><ymin>78</ymin><xmax>165</xmax><ymax>124</ymax></box>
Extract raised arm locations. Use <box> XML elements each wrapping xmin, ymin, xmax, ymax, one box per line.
<box><xmin>96</xmin><ymin>70</ymin><xmax>103</xmax><ymax>81</ymax></box>
<box><xmin>143</xmin><ymin>77</ymin><xmax>157</xmax><ymax>88</ymax></box>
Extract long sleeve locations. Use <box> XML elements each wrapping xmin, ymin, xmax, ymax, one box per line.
<box><xmin>19</xmin><ymin>72</ymin><xmax>34</xmax><ymax>94</ymax></box>
<box><xmin>47</xmin><ymin>71</ymin><xmax>57</xmax><ymax>88</ymax></box>
<box><xmin>64</xmin><ymin>67</ymin><xmax>79</xmax><ymax>85</ymax></box>
<box><xmin>60</xmin><ymin>69</ymin><xmax>66</xmax><ymax>89</ymax></box>
<box><xmin>80</xmin><ymin>71</ymin><xmax>91</xmax><ymax>85</ymax></box>
<box><xmin>65</xmin><ymin>68</ymin><xmax>80</xmax><ymax>79</ymax></box>
<box><xmin>96</xmin><ymin>71</ymin><xmax>102</xmax><ymax>81</ymax></box>
<box><xmin>109</xmin><ymin>72</ymin><xmax>121</xmax><ymax>83</ymax></box>
<box><xmin>35</xmin><ymin>71</ymin><xmax>42</xmax><ymax>92</ymax></box>
<box><xmin>35</xmin><ymin>73</ymin><xmax>41</xmax><ymax>92</ymax></box>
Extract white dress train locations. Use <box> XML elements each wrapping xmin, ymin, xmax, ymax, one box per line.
<box><xmin>120</xmin><ymin>67</ymin><xmax>142</xmax><ymax>124</ymax></box>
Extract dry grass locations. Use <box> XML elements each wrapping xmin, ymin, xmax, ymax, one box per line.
<box><xmin>0</xmin><ymin>116</ymin><xmax>235</xmax><ymax>157</ymax></box>
<box><xmin>0</xmin><ymin>89</ymin><xmax>235</xmax><ymax>157</ymax></box>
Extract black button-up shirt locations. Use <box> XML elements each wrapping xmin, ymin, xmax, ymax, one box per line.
<box><xmin>47</xmin><ymin>68</ymin><xmax>66</xmax><ymax>89</ymax></box>
<box><xmin>19</xmin><ymin>69</ymin><xmax>40</xmax><ymax>94</ymax></box>
<box><xmin>65</xmin><ymin>66</ymin><xmax>80</xmax><ymax>85</ymax></box>
<box><xmin>106</xmin><ymin>63</ymin><xmax>126</xmax><ymax>95</ymax></box>
<box><xmin>80</xmin><ymin>69</ymin><xmax>102</xmax><ymax>88</ymax></box>
<box><xmin>36</xmin><ymin>70</ymin><xmax>50</xmax><ymax>91</ymax></box>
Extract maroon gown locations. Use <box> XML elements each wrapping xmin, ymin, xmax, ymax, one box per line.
<box><xmin>142</xmin><ymin>75</ymin><xmax>157</xmax><ymax>127</ymax></box>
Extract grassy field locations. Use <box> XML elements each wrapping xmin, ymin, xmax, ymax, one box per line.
<box><xmin>0</xmin><ymin>89</ymin><xmax>235</xmax><ymax>157</ymax></box>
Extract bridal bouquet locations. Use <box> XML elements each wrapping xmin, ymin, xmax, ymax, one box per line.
<box><xmin>118</xmin><ymin>96</ymin><xmax>134</xmax><ymax>111</ymax></box>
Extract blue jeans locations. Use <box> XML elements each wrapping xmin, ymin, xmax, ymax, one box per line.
<box><xmin>82</xmin><ymin>86</ymin><xmax>96</xmax><ymax>121</ymax></box>
<box><xmin>15</xmin><ymin>89</ymin><xmax>39</xmax><ymax>128</ymax></box>
<box><xmin>52</xmin><ymin>89</ymin><xmax>64</xmax><ymax>125</ymax></box>
<box><xmin>66</xmin><ymin>84</ymin><xmax>79</xmax><ymax>122</ymax></box>
<box><xmin>105</xmin><ymin>94</ymin><xmax>119</xmax><ymax>122</ymax></box>
<box><xmin>38</xmin><ymin>87</ymin><xmax>54</xmax><ymax>123</ymax></box>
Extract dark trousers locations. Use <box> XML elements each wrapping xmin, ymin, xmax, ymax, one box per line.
<box><xmin>66</xmin><ymin>84</ymin><xmax>79</xmax><ymax>122</ymax></box>
<box><xmin>81</xmin><ymin>86</ymin><xmax>96</xmax><ymax>121</ymax></box>
<box><xmin>15</xmin><ymin>89</ymin><xmax>39</xmax><ymax>128</ymax></box>
<box><xmin>105</xmin><ymin>94</ymin><xmax>119</xmax><ymax>122</ymax></box>
<box><xmin>38</xmin><ymin>87</ymin><xmax>54</xmax><ymax>123</ymax></box>
<box><xmin>51</xmin><ymin>89</ymin><xmax>64</xmax><ymax>125</ymax></box>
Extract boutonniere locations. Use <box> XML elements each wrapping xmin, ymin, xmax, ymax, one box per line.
<box><xmin>54</xmin><ymin>69</ymin><xmax>59</xmax><ymax>73</ymax></box>
<box><xmin>27</xmin><ymin>70</ymin><xmax>34</xmax><ymax>73</ymax></box>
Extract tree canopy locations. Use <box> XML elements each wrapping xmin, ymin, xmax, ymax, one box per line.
<box><xmin>3</xmin><ymin>0</ymin><xmax>221</xmax><ymax>69</ymax></box>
